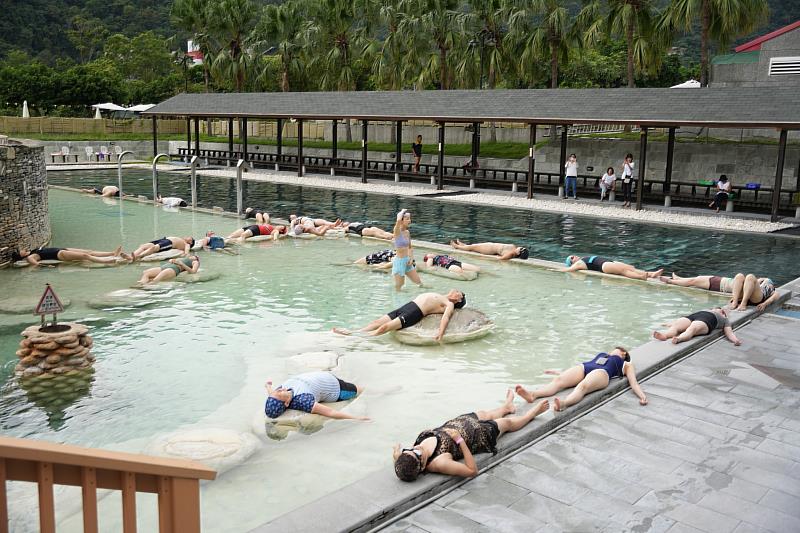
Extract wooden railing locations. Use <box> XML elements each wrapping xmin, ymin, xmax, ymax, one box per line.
<box><xmin>0</xmin><ymin>436</ymin><xmax>216</xmax><ymax>533</ymax></box>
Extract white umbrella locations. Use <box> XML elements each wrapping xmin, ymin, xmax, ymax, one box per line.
<box><xmin>94</xmin><ymin>106</ymin><xmax>102</xmax><ymax>119</ymax></box>
<box><xmin>127</xmin><ymin>104</ymin><xmax>155</xmax><ymax>112</ymax></box>
<box><xmin>22</xmin><ymin>100</ymin><xmax>29</xmax><ymax>118</ymax></box>
<box><xmin>670</xmin><ymin>79</ymin><xmax>701</xmax><ymax>88</ymax></box>
<box><xmin>92</xmin><ymin>102</ymin><xmax>126</xmax><ymax>111</ymax></box>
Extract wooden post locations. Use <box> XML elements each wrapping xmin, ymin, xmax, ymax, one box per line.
<box><xmin>37</xmin><ymin>462</ymin><xmax>55</xmax><ymax>533</ymax></box>
<box><xmin>361</xmin><ymin>120</ymin><xmax>368</xmax><ymax>184</ymax></box>
<box><xmin>297</xmin><ymin>119</ymin><xmax>304</xmax><ymax>177</ymax></box>
<box><xmin>81</xmin><ymin>467</ymin><xmax>99</xmax><ymax>533</ymax></box>
<box><xmin>332</xmin><ymin>119</ymin><xmax>338</xmax><ymax>167</ymax></box>
<box><xmin>171</xmin><ymin>478</ymin><xmax>201</xmax><ymax>533</ymax></box>
<box><xmin>527</xmin><ymin>124</ymin><xmax>537</xmax><ymax>199</ymax></box>
<box><xmin>395</xmin><ymin>121</ymin><xmax>402</xmax><ymax>174</ymax></box>
<box><xmin>0</xmin><ymin>459</ymin><xmax>8</xmax><ymax>533</ymax></box>
<box><xmin>151</xmin><ymin>117</ymin><xmax>158</xmax><ymax>158</ymax></box>
<box><xmin>185</xmin><ymin>118</ymin><xmax>191</xmax><ymax>158</ymax></box>
<box><xmin>636</xmin><ymin>126</ymin><xmax>648</xmax><ymax>211</ymax></box>
<box><xmin>664</xmin><ymin>127</ymin><xmax>675</xmax><ymax>194</ymax></box>
<box><xmin>437</xmin><ymin>121</ymin><xmax>445</xmax><ymax>190</ymax></box>
<box><xmin>559</xmin><ymin>125</ymin><xmax>568</xmax><ymax>197</ymax></box>
<box><xmin>157</xmin><ymin>476</ymin><xmax>173</xmax><ymax>533</ymax></box>
<box><xmin>242</xmin><ymin>118</ymin><xmax>248</xmax><ymax>165</ymax></box>
<box><xmin>471</xmin><ymin>122</ymin><xmax>480</xmax><ymax>171</ymax></box>
<box><xmin>121</xmin><ymin>471</ymin><xmax>137</xmax><ymax>533</ymax></box>
<box><xmin>276</xmin><ymin>118</ymin><xmax>283</xmax><ymax>166</ymax></box>
<box><xmin>193</xmin><ymin>118</ymin><xmax>200</xmax><ymax>156</ymax></box>
<box><xmin>227</xmin><ymin>118</ymin><xmax>234</xmax><ymax>157</ymax></box>
<box><xmin>771</xmin><ymin>129</ymin><xmax>788</xmax><ymax>223</ymax></box>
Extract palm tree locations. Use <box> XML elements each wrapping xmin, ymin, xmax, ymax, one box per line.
<box><xmin>662</xmin><ymin>0</ymin><xmax>768</xmax><ymax>86</ymax></box>
<box><xmin>400</xmin><ymin>0</ymin><xmax>465</xmax><ymax>90</ymax></box>
<box><xmin>256</xmin><ymin>1</ymin><xmax>307</xmax><ymax>92</ymax></box>
<box><xmin>171</xmin><ymin>0</ymin><xmax>213</xmax><ymax>91</ymax></box>
<box><xmin>208</xmin><ymin>0</ymin><xmax>259</xmax><ymax>92</ymax></box>
<box><xmin>376</xmin><ymin>0</ymin><xmax>415</xmax><ymax>143</ymax></box>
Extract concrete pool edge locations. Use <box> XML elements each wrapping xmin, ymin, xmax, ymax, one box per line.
<box><xmin>254</xmin><ymin>283</ymin><xmax>795</xmax><ymax>532</ymax></box>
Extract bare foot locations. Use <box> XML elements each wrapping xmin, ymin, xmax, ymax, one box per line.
<box><xmin>553</xmin><ymin>397</ymin><xmax>564</xmax><ymax>412</ymax></box>
<box><xmin>671</xmin><ymin>272</ymin><xmax>679</xmax><ymax>279</ymax></box>
<box><xmin>332</xmin><ymin>327</ymin><xmax>352</xmax><ymax>336</ymax></box>
<box><xmin>736</xmin><ymin>304</ymin><xmax>747</xmax><ymax>312</ymax></box>
<box><xmin>653</xmin><ymin>330</ymin><xmax>668</xmax><ymax>341</ymax></box>
<box><xmin>504</xmin><ymin>389</ymin><xmax>516</xmax><ymax>414</ymax></box>
<box><xmin>648</xmin><ymin>269</ymin><xmax>664</xmax><ymax>279</ymax></box>
<box><xmin>514</xmin><ymin>384</ymin><xmax>534</xmax><ymax>403</ymax></box>
<box><xmin>671</xmin><ymin>337</ymin><xmax>680</xmax><ymax>344</ymax></box>
<box><xmin>120</xmin><ymin>252</ymin><xmax>132</xmax><ymax>261</ymax></box>
<box><xmin>658</xmin><ymin>276</ymin><xmax>672</xmax><ymax>284</ymax></box>
<box><xmin>113</xmin><ymin>245</ymin><xmax>122</xmax><ymax>255</ymax></box>
<box><xmin>533</xmin><ymin>399</ymin><xmax>549</xmax><ymax>416</ymax></box>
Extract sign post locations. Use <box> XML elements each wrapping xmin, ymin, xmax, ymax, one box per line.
<box><xmin>34</xmin><ymin>283</ymin><xmax>65</xmax><ymax>329</ymax></box>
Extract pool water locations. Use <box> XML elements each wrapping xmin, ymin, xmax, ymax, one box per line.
<box><xmin>47</xmin><ymin>168</ymin><xmax>800</xmax><ymax>285</ymax></box>
<box><xmin>0</xmin><ymin>188</ymin><xmax>729</xmax><ymax>531</ymax></box>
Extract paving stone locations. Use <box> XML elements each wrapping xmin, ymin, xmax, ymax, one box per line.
<box><xmin>490</xmin><ymin>462</ymin><xmax>588</xmax><ymax>505</ymax></box>
<box><xmin>662</xmin><ymin>500</ymin><xmax>740</xmax><ymax>533</ymax></box>
<box><xmin>447</xmin><ymin>502</ymin><xmax>545</xmax><ymax>533</ymax></box>
<box><xmin>729</xmin><ymin>464</ymin><xmax>800</xmax><ymax>498</ymax></box>
<box><xmin>718</xmin><ymin>476</ymin><xmax>770</xmax><ymax>503</ymax></box>
<box><xmin>559</xmin><ymin>462</ymin><xmax>651</xmax><ymax>504</ymax></box>
<box><xmin>434</xmin><ymin>488</ymin><xmax>469</xmax><ymax>508</ymax></box>
<box><xmin>405</xmin><ymin>504</ymin><xmax>491</xmax><ymax>533</ymax></box>
<box><xmin>744</xmin><ymin>424</ymin><xmax>800</xmax><ymax>447</ymax></box>
<box><xmin>697</xmin><ymin>491</ymin><xmax>800</xmax><ymax>533</ymax></box>
<box><xmin>758</xmin><ymin>489</ymin><xmax>800</xmax><ymax>519</ymax></box>
<box><xmin>731</xmin><ymin>523</ymin><xmax>772</xmax><ymax>533</ymax></box>
<box><xmin>508</xmin><ymin>492</ymin><xmax>607</xmax><ymax>531</ymax></box>
<box><xmin>707</xmin><ymin>444</ymin><xmax>800</xmax><ymax>478</ymax></box>
<box><xmin>642</xmin><ymin>383</ymin><xmax>716</xmax><ymax>408</ymax></box>
<box><xmin>665</xmin><ymin>522</ymin><xmax>706</xmax><ymax>533</ymax></box>
<box><xmin>447</xmin><ymin>473</ymin><xmax>529</xmax><ymax>509</ymax></box>
<box><xmin>681</xmin><ymin>418</ymin><xmax>764</xmax><ymax>449</ymax></box>
<box><xmin>754</xmin><ymin>437</ymin><xmax>800</xmax><ymax>462</ymax></box>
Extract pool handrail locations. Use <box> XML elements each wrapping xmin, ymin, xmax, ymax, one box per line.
<box><xmin>116</xmin><ymin>151</ymin><xmax>134</xmax><ymax>197</ymax></box>
<box><xmin>151</xmin><ymin>153</ymin><xmax>170</xmax><ymax>201</ymax></box>
<box><xmin>236</xmin><ymin>159</ymin><xmax>245</xmax><ymax>216</ymax></box>
<box><xmin>0</xmin><ymin>435</ymin><xmax>216</xmax><ymax>533</ymax></box>
<box><xmin>190</xmin><ymin>156</ymin><xmax>199</xmax><ymax>208</ymax></box>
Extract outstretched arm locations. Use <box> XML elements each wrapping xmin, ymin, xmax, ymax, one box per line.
<box><xmin>722</xmin><ymin>326</ymin><xmax>742</xmax><ymax>346</ymax></box>
<box><xmin>756</xmin><ymin>292</ymin><xmax>779</xmax><ymax>312</ymax></box>
<box><xmin>623</xmin><ymin>362</ymin><xmax>647</xmax><ymax>405</ymax></box>
<box><xmin>435</xmin><ymin>303</ymin><xmax>455</xmax><ymax>342</ymax></box>
<box><xmin>311</xmin><ymin>402</ymin><xmax>369</xmax><ymax>421</ymax></box>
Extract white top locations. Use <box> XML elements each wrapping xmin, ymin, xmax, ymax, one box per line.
<box><xmin>161</xmin><ymin>197</ymin><xmax>184</xmax><ymax>207</ymax></box>
<box><xmin>622</xmin><ymin>161</ymin><xmax>635</xmax><ymax>180</ymax></box>
<box><xmin>717</xmin><ymin>181</ymin><xmax>731</xmax><ymax>192</ymax></box>
<box><xmin>601</xmin><ymin>173</ymin><xmax>616</xmax><ymax>186</ymax></box>
<box><xmin>564</xmin><ymin>161</ymin><xmax>578</xmax><ymax>177</ymax></box>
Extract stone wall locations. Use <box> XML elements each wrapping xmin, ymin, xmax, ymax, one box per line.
<box><xmin>0</xmin><ymin>139</ymin><xmax>50</xmax><ymax>265</ymax></box>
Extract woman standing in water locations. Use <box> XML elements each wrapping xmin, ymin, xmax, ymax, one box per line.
<box><xmin>391</xmin><ymin>209</ymin><xmax>423</xmax><ymax>290</ymax></box>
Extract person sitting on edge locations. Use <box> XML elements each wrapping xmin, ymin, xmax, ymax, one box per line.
<box><xmin>709</xmin><ymin>175</ymin><xmax>731</xmax><ymax>213</ymax></box>
<box><xmin>343</xmin><ymin>222</ymin><xmax>394</xmax><ymax>240</ymax></box>
<box><xmin>227</xmin><ymin>224</ymin><xmax>287</xmax><ymax>242</ymax></box>
<box><xmin>563</xmin><ymin>255</ymin><xmax>663</xmax><ymax>280</ymax></box>
<box><xmin>263</xmin><ymin>371</ymin><xmax>369</xmax><ymax>421</ymax></box>
<box><xmin>422</xmin><ymin>253</ymin><xmax>481</xmax><ymax>274</ymax></box>
<box><xmin>599</xmin><ymin>167</ymin><xmax>616</xmax><ymax>201</ymax></box>
<box><xmin>333</xmin><ymin>290</ymin><xmax>466</xmax><ymax>342</ymax></box>
<box><xmin>450</xmin><ymin>239</ymin><xmax>529</xmax><ymax>261</ymax></box>
<box><xmin>354</xmin><ymin>249</ymin><xmax>396</xmax><ymax>269</ymax></box>
<box><xmin>729</xmin><ymin>274</ymin><xmax>779</xmax><ymax>311</ymax></box>
<box><xmin>392</xmin><ymin>389</ymin><xmax>549</xmax><ymax>481</ymax></box>
<box><xmin>654</xmin><ymin>307</ymin><xmax>742</xmax><ymax>345</ymax></box>
<box><xmin>244</xmin><ymin>207</ymin><xmax>270</xmax><ymax>224</ymax></box>
<box><xmin>515</xmin><ymin>347</ymin><xmax>647</xmax><ymax>412</ymax></box>
<box><xmin>137</xmin><ymin>255</ymin><xmax>200</xmax><ymax>285</ymax></box>
<box><xmin>659</xmin><ymin>272</ymin><xmax>740</xmax><ymax>294</ymax></box>
<box><xmin>130</xmin><ymin>236</ymin><xmax>194</xmax><ymax>261</ymax></box>
<box><xmin>81</xmin><ymin>185</ymin><xmax>123</xmax><ymax>197</ymax></box>
<box><xmin>156</xmin><ymin>196</ymin><xmax>188</xmax><ymax>208</ymax></box>
<box><xmin>13</xmin><ymin>246</ymin><xmax>129</xmax><ymax>267</ymax></box>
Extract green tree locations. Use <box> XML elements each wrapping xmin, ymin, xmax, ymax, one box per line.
<box><xmin>103</xmin><ymin>32</ymin><xmax>175</xmax><ymax>83</ymax></box>
<box><xmin>256</xmin><ymin>1</ymin><xmax>308</xmax><ymax>92</ymax></box>
<box><xmin>66</xmin><ymin>15</ymin><xmax>109</xmax><ymax>63</ymax></box>
<box><xmin>208</xmin><ymin>0</ymin><xmax>259</xmax><ymax>92</ymax></box>
<box><xmin>662</xmin><ymin>0</ymin><xmax>769</xmax><ymax>86</ymax></box>
<box><xmin>171</xmin><ymin>0</ymin><xmax>214</xmax><ymax>91</ymax></box>
<box><xmin>400</xmin><ymin>0</ymin><xmax>465</xmax><ymax>90</ymax></box>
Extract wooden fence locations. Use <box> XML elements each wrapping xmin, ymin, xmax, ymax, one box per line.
<box><xmin>0</xmin><ymin>117</ymin><xmax>186</xmax><ymax>135</ymax></box>
<box><xmin>0</xmin><ymin>436</ymin><xmax>216</xmax><ymax>533</ymax></box>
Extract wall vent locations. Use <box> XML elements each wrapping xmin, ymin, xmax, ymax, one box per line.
<box><xmin>769</xmin><ymin>56</ymin><xmax>800</xmax><ymax>76</ymax></box>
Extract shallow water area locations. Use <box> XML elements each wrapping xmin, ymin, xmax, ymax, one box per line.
<box><xmin>2</xmin><ymin>188</ymin><xmax>729</xmax><ymax>531</ymax></box>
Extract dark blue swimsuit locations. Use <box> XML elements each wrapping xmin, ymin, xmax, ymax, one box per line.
<box><xmin>582</xmin><ymin>353</ymin><xmax>625</xmax><ymax>379</ymax></box>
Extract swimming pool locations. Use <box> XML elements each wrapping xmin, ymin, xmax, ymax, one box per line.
<box><xmin>0</xmin><ymin>188</ymin><xmax>732</xmax><ymax>531</ymax></box>
<box><xmin>47</xmin><ymin>168</ymin><xmax>800</xmax><ymax>284</ymax></box>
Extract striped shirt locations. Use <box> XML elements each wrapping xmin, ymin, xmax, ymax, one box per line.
<box><xmin>281</xmin><ymin>372</ymin><xmax>341</xmax><ymax>413</ymax></box>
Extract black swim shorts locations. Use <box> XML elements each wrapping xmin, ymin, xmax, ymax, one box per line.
<box><xmin>387</xmin><ymin>301</ymin><xmax>424</xmax><ymax>329</ymax></box>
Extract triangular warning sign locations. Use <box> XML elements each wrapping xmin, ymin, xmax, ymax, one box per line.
<box><xmin>34</xmin><ymin>284</ymin><xmax>64</xmax><ymax>315</ymax></box>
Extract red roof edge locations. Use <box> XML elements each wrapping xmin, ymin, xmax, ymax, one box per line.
<box><xmin>735</xmin><ymin>20</ymin><xmax>800</xmax><ymax>52</ymax></box>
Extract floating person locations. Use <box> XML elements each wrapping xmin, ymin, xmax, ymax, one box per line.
<box><xmin>392</xmin><ymin>390</ymin><xmax>549</xmax><ymax>481</ymax></box>
<box><xmin>226</xmin><ymin>224</ymin><xmax>287</xmax><ymax>242</ymax></box>
<box><xmin>136</xmin><ymin>255</ymin><xmax>200</xmax><ymax>285</ymax></box>
<box><xmin>156</xmin><ymin>196</ymin><xmax>188</xmax><ymax>208</ymax></box>
<box><xmin>729</xmin><ymin>274</ymin><xmax>778</xmax><ymax>311</ymax></box>
<box><xmin>659</xmin><ymin>272</ymin><xmax>740</xmax><ymax>294</ymax></box>
<box><xmin>653</xmin><ymin>307</ymin><xmax>742</xmax><ymax>345</ymax></box>
<box><xmin>515</xmin><ymin>347</ymin><xmax>647</xmax><ymax>411</ymax></box>
<box><xmin>13</xmin><ymin>246</ymin><xmax>129</xmax><ymax>267</ymax></box>
<box><xmin>289</xmin><ymin>215</ymin><xmax>343</xmax><ymax>229</ymax></box>
<box><xmin>195</xmin><ymin>231</ymin><xmax>235</xmax><ymax>254</ymax></box>
<box><xmin>450</xmin><ymin>239</ymin><xmax>529</xmax><ymax>261</ymax></box>
<box><xmin>353</xmin><ymin>249</ymin><xmax>396</xmax><ymax>269</ymax></box>
<box><xmin>333</xmin><ymin>290</ymin><xmax>466</xmax><ymax>342</ymax></box>
<box><xmin>130</xmin><ymin>236</ymin><xmax>195</xmax><ymax>261</ymax></box>
<box><xmin>422</xmin><ymin>253</ymin><xmax>481</xmax><ymax>274</ymax></box>
<box><xmin>263</xmin><ymin>371</ymin><xmax>369</xmax><ymax>421</ymax></box>
<box><xmin>563</xmin><ymin>255</ymin><xmax>663</xmax><ymax>280</ymax></box>
<box><xmin>244</xmin><ymin>208</ymin><xmax>270</xmax><ymax>224</ymax></box>
<box><xmin>392</xmin><ymin>209</ymin><xmax>423</xmax><ymax>289</ymax></box>
<box><xmin>343</xmin><ymin>222</ymin><xmax>393</xmax><ymax>240</ymax></box>
<box><xmin>81</xmin><ymin>185</ymin><xmax>123</xmax><ymax>197</ymax></box>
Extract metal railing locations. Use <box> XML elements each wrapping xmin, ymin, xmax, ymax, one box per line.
<box><xmin>0</xmin><ymin>436</ymin><xmax>216</xmax><ymax>533</ymax></box>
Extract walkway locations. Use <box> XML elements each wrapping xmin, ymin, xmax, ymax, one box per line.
<box><xmin>383</xmin><ymin>311</ymin><xmax>800</xmax><ymax>533</ymax></box>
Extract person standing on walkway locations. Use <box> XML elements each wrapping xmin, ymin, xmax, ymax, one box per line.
<box><xmin>393</xmin><ymin>389</ymin><xmax>549</xmax><ymax>480</ymax></box>
<box><xmin>564</xmin><ymin>153</ymin><xmax>578</xmax><ymax>199</ymax></box>
<box><xmin>391</xmin><ymin>209</ymin><xmax>423</xmax><ymax>290</ymax></box>
<box><xmin>412</xmin><ymin>135</ymin><xmax>423</xmax><ymax>173</ymax></box>
<box><xmin>599</xmin><ymin>167</ymin><xmax>616</xmax><ymax>201</ymax></box>
<box><xmin>621</xmin><ymin>153</ymin><xmax>635</xmax><ymax>208</ymax></box>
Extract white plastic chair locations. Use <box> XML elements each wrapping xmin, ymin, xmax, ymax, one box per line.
<box><xmin>114</xmin><ymin>145</ymin><xmax>123</xmax><ymax>158</ymax></box>
<box><xmin>85</xmin><ymin>146</ymin><xmax>95</xmax><ymax>161</ymax></box>
<box><xmin>60</xmin><ymin>146</ymin><xmax>69</xmax><ymax>162</ymax></box>
<box><xmin>99</xmin><ymin>146</ymin><xmax>109</xmax><ymax>161</ymax></box>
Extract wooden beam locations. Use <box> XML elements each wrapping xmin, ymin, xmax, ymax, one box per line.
<box><xmin>771</xmin><ymin>129</ymin><xmax>788</xmax><ymax>222</ymax></box>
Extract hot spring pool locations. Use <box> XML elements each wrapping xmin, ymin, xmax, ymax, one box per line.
<box><xmin>2</xmin><ymin>188</ymin><xmax>729</xmax><ymax>531</ymax></box>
